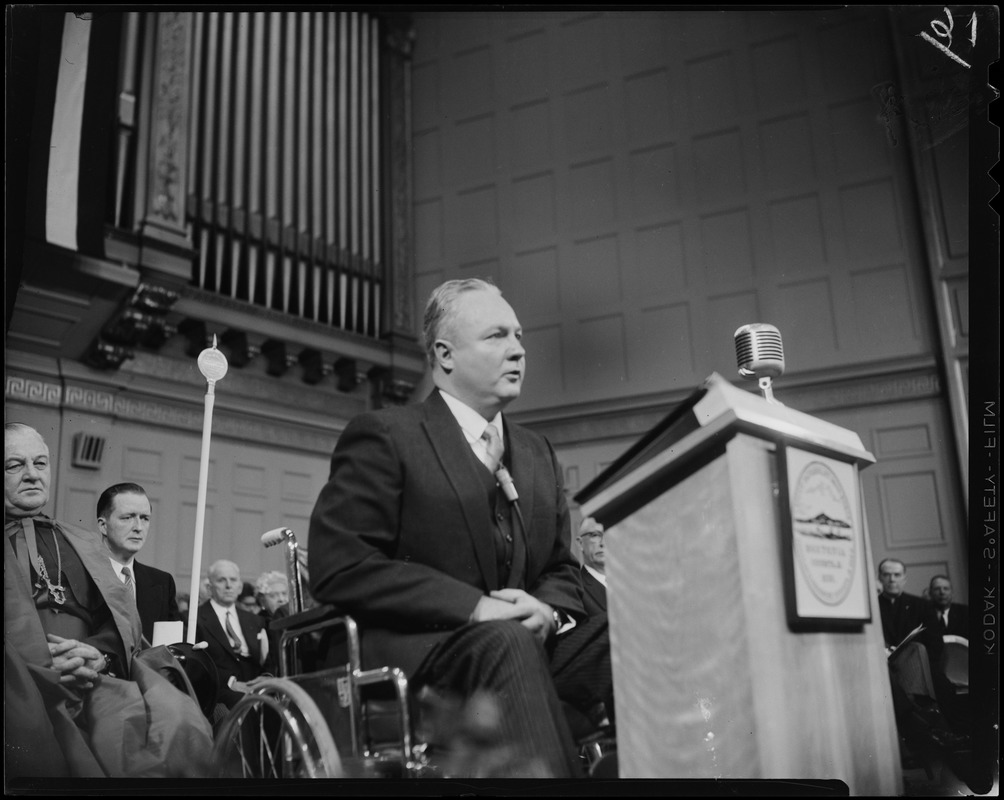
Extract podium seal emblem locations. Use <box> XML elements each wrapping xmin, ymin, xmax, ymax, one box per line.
<box><xmin>791</xmin><ymin>460</ymin><xmax>856</xmax><ymax>605</ymax></box>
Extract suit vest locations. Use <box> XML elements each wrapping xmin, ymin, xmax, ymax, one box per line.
<box><xmin>466</xmin><ymin>445</ymin><xmax>526</xmax><ymax>590</ymax></box>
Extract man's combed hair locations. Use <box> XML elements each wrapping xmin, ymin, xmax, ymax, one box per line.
<box><xmin>208</xmin><ymin>559</ymin><xmax>240</xmax><ymax>581</ymax></box>
<box><xmin>4</xmin><ymin>422</ymin><xmax>44</xmax><ymax>441</ymax></box>
<box><xmin>877</xmin><ymin>557</ymin><xmax>906</xmax><ymax>575</ymax></box>
<box><xmin>96</xmin><ymin>482</ymin><xmax>148</xmax><ymax>519</ymax></box>
<box><xmin>422</xmin><ymin>278</ymin><xmax>501</xmax><ymax>366</ymax></box>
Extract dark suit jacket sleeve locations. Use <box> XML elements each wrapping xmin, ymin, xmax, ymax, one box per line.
<box><xmin>520</xmin><ymin>436</ymin><xmax>585</xmax><ymax>619</ymax></box>
<box><xmin>166</xmin><ymin>573</ymin><xmax>180</xmax><ymax>621</ymax></box>
<box><xmin>135</xmin><ymin>563</ymin><xmax>182</xmax><ymax>642</ymax></box>
<box><xmin>308</xmin><ymin>411</ymin><xmax>485</xmax><ymax>628</ymax></box>
<box><xmin>240</xmin><ymin>609</ymin><xmax>277</xmax><ymax>675</ymax></box>
<box><xmin>194</xmin><ymin>604</ymin><xmax>236</xmax><ymax>695</ymax></box>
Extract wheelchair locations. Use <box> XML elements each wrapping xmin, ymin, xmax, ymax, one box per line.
<box><xmin>209</xmin><ymin>527</ymin><xmax>616</xmax><ymax>779</ymax></box>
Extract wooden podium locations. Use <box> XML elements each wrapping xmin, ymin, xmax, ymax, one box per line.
<box><xmin>576</xmin><ymin>373</ymin><xmax>901</xmax><ymax>795</ymax></box>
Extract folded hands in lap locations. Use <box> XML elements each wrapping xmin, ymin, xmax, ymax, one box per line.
<box><xmin>46</xmin><ymin>634</ymin><xmax>107</xmax><ymax>691</ymax></box>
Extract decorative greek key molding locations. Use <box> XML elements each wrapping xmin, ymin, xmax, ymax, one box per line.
<box><xmin>5</xmin><ymin>377</ymin><xmax>62</xmax><ymax>407</ymax></box>
<box><xmin>64</xmin><ymin>386</ymin><xmax>117</xmax><ymax>413</ymax></box>
<box><xmin>103</xmin><ymin>395</ymin><xmax>337</xmax><ymax>454</ymax></box>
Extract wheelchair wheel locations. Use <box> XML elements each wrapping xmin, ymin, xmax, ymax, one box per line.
<box><xmin>211</xmin><ymin>678</ymin><xmax>343</xmax><ymax>778</ymax></box>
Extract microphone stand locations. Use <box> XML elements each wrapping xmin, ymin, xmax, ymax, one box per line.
<box><xmin>186</xmin><ymin>336</ymin><xmax>229</xmax><ymax>644</ymax></box>
<box><xmin>759</xmin><ymin>376</ymin><xmax>780</xmax><ymax>405</ymax></box>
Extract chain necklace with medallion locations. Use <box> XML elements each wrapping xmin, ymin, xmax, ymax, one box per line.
<box><xmin>34</xmin><ymin>527</ymin><xmax>67</xmax><ymax>605</ymax></box>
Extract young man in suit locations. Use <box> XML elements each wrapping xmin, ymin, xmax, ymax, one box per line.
<box><xmin>97</xmin><ymin>483</ymin><xmax>180</xmax><ymax>644</ymax></box>
<box><xmin>195</xmin><ymin>559</ymin><xmax>274</xmax><ymax>709</ymax></box>
<box><xmin>308</xmin><ymin>278</ymin><xmax>613</xmax><ymax>778</ymax></box>
<box><xmin>577</xmin><ymin>517</ymin><xmax>607</xmax><ymax>616</ymax></box>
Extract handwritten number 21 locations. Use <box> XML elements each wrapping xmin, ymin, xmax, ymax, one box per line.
<box><xmin>929</xmin><ymin>7</ymin><xmax>978</xmax><ymax>49</ymax></box>
<box><xmin>919</xmin><ymin>8</ymin><xmax>977</xmax><ymax>69</ymax></box>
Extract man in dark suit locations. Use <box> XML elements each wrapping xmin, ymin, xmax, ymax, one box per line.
<box><xmin>877</xmin><ymin>558</ymin><xmax>966</xmax><ymax>753</ymax></box>
<box><xmin>927</xmin><ymin>575</ymin><xmax>969</xmax><ymax>639</ymax></box>
<box><xmin>97</xmin><ymin>483</ymin><xmax>180</xmax><ymax>644</ymax></box>
<box><xmin>308</xmin><ymin>278</ymin><xmax>612</xmax><ymax>778</ymax></box>
<box><xmin>878</xmin><ymin>558</ymin><xmax>934</xmax><ymax>651</ymax></box>
<box><xmin>577</xmin><ymin>517</ymin><xmax>607</xmax><ymax>616</ymax></box>
<box><xmin>195</xmin><ymin>559</ymin><xmax>274</xmax><ymax>709</ymax></box>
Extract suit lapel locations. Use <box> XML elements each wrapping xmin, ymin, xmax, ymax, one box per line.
<box><xmin>506</xmin><ymin>423</ymin><xmax>537</xmax><ymax>581</ymax></box>
<box><xmin>60</xmin><ymin>521</ymin><xmax>141</xmax><ymax>660</ymax></box>
<box><xmin>422</xmin><ymin>392</ymin><xmax>498</xmax><ymax>589</ymax></box>
<box><xmin>132</xmin><ymin>561</ymin><xmax>153</xmax><ymax>619</ymax></box>
<box><xmin>237</xmin><ymin>610</ymin><xmax>261</xmax><ymax>664</ymax></box>
<box><xmin>584</xmin><ymin>569</ymin><xmax>605</xmax><ymax>608</ymax></box>
<box><xmin>199</xmin><ymin>603</ymin><xmax>234</xmax><ymax>656</ymax></box>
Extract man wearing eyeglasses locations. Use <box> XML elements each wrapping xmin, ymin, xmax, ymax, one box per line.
<box><xmin>577</xmin><ymin>517</ymin><xmax>607</xmax><ymax>616</ymax></box>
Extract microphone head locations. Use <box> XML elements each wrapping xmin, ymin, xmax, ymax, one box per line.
<box><xmin>261</xmin><ymin>527</ymin><xmax>293</xmax><ymax>548</ymax></box>
<box><xmin>734</xmin><ymin>323</ymin><xmax>785</xmax><ymax>380</ymax></box>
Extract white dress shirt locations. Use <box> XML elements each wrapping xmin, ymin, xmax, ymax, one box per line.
<box><xmin>210</xmin><ymin>599</ymin><xmax>249</xmax><ymax>657</ymax></box>
<box><xmin>109</xmin><ymin>557</ymin><xmax>138</xmax><ymax>598</ymax></box>
<box><xmin>439</xmin><ymin>389</ymin><xmax>504</xmax><ymax>466</ymax></box>
<box><xmin>109</xmin><ymin>556</ymin><xmax>136</xmax><ymax>581</ymax></box>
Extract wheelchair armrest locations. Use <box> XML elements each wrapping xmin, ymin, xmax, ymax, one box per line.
<box><xmin>272</xmin><ymin>603</ymin><xmax>363</xmax><ymax>679</ymax></box>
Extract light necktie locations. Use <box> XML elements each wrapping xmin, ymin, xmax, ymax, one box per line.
<box><xmin>121</xmin><ymin>565</ymin><xmax>136</xmax><ymax>598</ymax></box>
<box><xmin>225</xmin><ymin>611</ymin><xmax>242</xmax><ymax>654</ymax></box>
<box><xmin>481</xmin><ymin>424</ymin><xmax>504</xmax><ymax>474</ymax></box>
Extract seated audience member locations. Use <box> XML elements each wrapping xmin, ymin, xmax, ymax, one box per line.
<box><xmin>927</xmin><ymin>575</ymin><xmax>969</xmax><ymax>639</ymax></box>
<box><xmin>97</xmin><ymin>482</ymin><xmax>180</xmax><ymax>644</ymax></box>
<box><xmin>878</xmin><ymin>559</ymin><xmax>947</xmax><ymax>684</ymax></box>
<box><xmin>4</xmin><ymin>423</ymin><xmax>213</xmax><ymax>779</ymax></box>
<box><xmin>878</xmin><ymin>559</ymin><xmax>935</xmax><ymax>651</ymax></box>
<box><xmin>177</xmin><ymin>592</ymin><xmax>190</xmax><ymax>618</ymax></box>
<box><xmin>877</xmin><ymin>558</ymin><xmax>966</xmax><ymax>755</ymax></box>
<box><xmin>577</xmin><ymin>517</ymin><xmax>607</xmax><ymax>616</ymax></box>
<box><xmin>255</xmin><ymin>570</ymin><xmax>289</xmax><ymax>622</ymax></box>
<box><xmin>196</xmin><ymin>559</ymin><xmax>276</xmax><ymax>711</ymax></box>
<box><xmin>308</xmin><ymin>278</ymin><xmax>613</xmax><ymax>778</ymax></box>
<box><xmin>236</xmin><ymin>582</ymin><xmax>260</xmax><ymax>616</ymax></box>
<box><xmin>926</xmin><ymin>574</ymin><xmax>971</xmax><ymax>736</ymax></box>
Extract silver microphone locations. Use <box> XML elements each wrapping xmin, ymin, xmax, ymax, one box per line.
<box><xmin>734</xmin><ymin>323</ymin><xmax>785</xmax><ymax>404</ymax></box>
<box><xmin>495</xmin><ymin>466</ymin><xmax>519</xmax><ymax>503</ymax></box>
<box><xmin>261</xmin><ymin>527</ymin><xmax>293</xmax><ymax>547</ymax></box>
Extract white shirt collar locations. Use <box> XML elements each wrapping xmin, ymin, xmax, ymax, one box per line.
<box><xmin>210</xmin><ymin>599</ymin><xmax>249</xmax><ymax>653</ymax></box>
<box><xmin>109</xmin><ymin>556</ymin><xmax>136</xmax><ymax>579</ymax></box>
<box><xmin>584</xmin><ymin>564</ymin><xmax>607</xmax><ymax>588</ymax></box>
<box><xmin>439</xmin><ymin>389</ymin><xmax>504</xmax><ymax>444</ymax></box>
<box><xmin>210</xmin><ymin>598</ymin><xmax>237</xmax><ymax>620</ymax></box>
